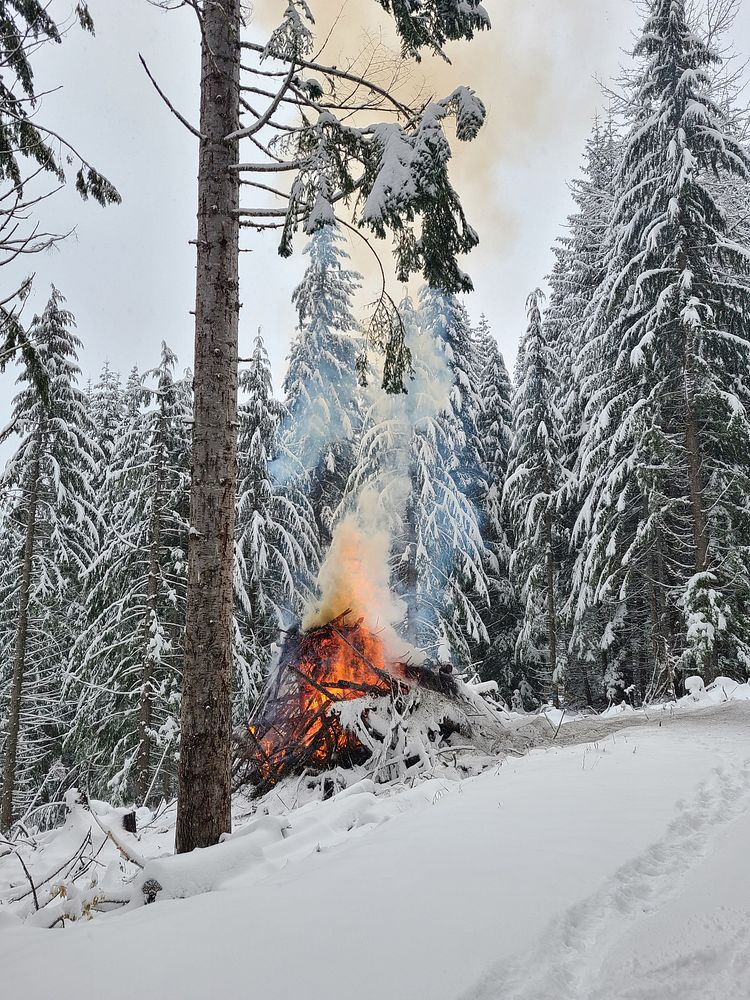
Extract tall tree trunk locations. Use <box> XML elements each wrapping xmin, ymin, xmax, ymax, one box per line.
<box><xmin>545</xmin><ymin>510</ymin><xmax>559</xmax><ymax>708</ymax></box>
<box><xmin>176</xmin><ymin>0</ymin><xmax>241</xmax><ymax>853</ymax></box>
<box><xmin>648</xmin><ymin>545</ymin><xmax>674</xmax><ymax>700</ymax></box>
<box><xmin>581</xmin><ymin>655</ymin><xmax>593</xmax><ymax>709</ymax></box>
<box><xmin>0</xmin><ymin>453</ymin><xmax>40</xmax><ymax>832</ymax></box>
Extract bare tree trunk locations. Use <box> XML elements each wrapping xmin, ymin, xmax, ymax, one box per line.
<box><xmin>0</xmin><ymin>452</ymin><xmax>40</xmax><ymax>832</ymax></box>
<box><xmin>176</xmin><ymin>0</ymin><xmax>241</xmax><ymax>853</ymax></box>
<box><xmin>545</xmin><ymin>511</ymin><xmax>559</xmax><ymax>708</ymax></box>
<box><xmin>581</xmin><ymin>656</ymin><xmax>593</xmax><ymax>709</ymax></box>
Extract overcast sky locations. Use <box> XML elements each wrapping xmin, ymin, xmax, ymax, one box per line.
<box><xmin>3</xmin><ymin>0</ymin><xmax>750</xmax><ymax>401</ymax></box>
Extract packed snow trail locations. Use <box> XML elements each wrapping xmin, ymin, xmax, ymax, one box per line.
<box><xmin>462</xmin><ymin>703</ymin><xmax>750</xmax><ymax>1000</ymax></box>
<box><xmin>1</xmin><ymin>702</ymin><xmax>749</xmax><ymax>1000</ymax></box>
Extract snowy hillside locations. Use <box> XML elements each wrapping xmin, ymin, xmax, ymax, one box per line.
<box><xmin>2</xmin><ymin>692</ymin><xmax>749</xmax><ymax>1000</ymax></box>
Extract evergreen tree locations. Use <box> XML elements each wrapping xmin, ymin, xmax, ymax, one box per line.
<box><xmin>504</xmin><ymin>291</ymin><xmax>565</xmax><ymax>706</ymax></box>
<box><xmin>67</xmin><ymin>345</ymin><xmax>191</xmax><ymax>804</ymax></box>
<box><xmin>0</xmin><ymin>2</ymin><xmax>119</xmax><ymax>384</ymax></box>
<box><xmin>546</xmin><ymin>117</ymin><xmax>620</xmax><ymax>707</ymax></box>
<box><xmin>471</xmin><ymin>316</ymin><xmax>519</xmax><ymax>693</ymax></box>
<box><xmin>410</xmin><ymin>288</ymin><xmax>490</xmax><ymax>664</ymax></box>
<box><xmin>0</xmin><ymin>289</ymin><xmax>100</xmax><ymax>831</ymax></box>
<box><xmin>346</xmin><ymin>291</ymin><xmax>490</xmax><ymax>665</ymax></box>
<box><xmin>89</xmin><ymin>361</ymin><xmax>125</xmax><ymax>466</ymax></box>
<box><xmin>235</xmin><ymin>335</ymin><xmax>319</xmax><ymax>712</ymax></box>
<box><xmin>281</xmin><ymin>226</ymin><xmax>363</xmax><ymax>546</ymax></box>
<box><xmin>574</xmin><ymin>0</ymin><xmax>750</xmax><ymax>697</ymax></box>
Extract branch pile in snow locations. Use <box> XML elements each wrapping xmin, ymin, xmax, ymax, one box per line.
<box><xmin>234</xmin><ymin>612</ymin><xmax>512</xmax><ymax>795</ymax></box>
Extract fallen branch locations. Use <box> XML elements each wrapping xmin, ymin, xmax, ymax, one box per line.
<box><xmin>81</xmin><ymin>794</ymin><xmax>146</xmax><ymax>869</ymax></box>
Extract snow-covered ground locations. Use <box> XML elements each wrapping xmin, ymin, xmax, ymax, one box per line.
<box><xmin>2</xmin><ymin>688</ymin><xmax>749</xmax><ymax>1000</ymax></box>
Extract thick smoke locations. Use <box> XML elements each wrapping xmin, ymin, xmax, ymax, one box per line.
<box><xmin>301</xmin><ymin>491</ymin><xmax>410</xmax><ymax>656</ymax></box>
<box><xmin>302</xmin><ymin>303</ymin><xmax>452</xmax><ymax>655</ymax></box>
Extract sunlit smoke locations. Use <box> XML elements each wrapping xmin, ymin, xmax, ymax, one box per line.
<box><xmin>302</xmin><ymin>494</ymin><xmax>413</xmax><ymax>659</ymax></box>
<box><xmin>303</xmin><ymin>300</ymin><xmax>453</xmax><ymax>654</ymax></box>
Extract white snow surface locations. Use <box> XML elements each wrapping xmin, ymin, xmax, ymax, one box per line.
<box><xmin>2</xmin><ymin>691</ymin><xmax>750</xmax><ymax>999</ymax></box>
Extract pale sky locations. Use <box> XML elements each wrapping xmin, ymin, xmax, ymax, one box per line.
<box><xmin>3</xmin><ymin>0</ymin><xmax>750</xmax><ymax>400</ymax></box>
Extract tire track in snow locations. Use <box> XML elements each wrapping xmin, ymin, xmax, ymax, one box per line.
<box><xmin>460</xmin><ymin>751</ymin><xmax>750</xmax><ymax>1000</ymax></box>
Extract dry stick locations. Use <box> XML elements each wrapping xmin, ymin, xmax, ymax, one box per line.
<box><xmin>8</xmin><ymin>846</ymin><xmax>39</xmax><ymax>911</ymax></box>
<box><xmin>552</xmin><ymin>709</ymin><xmax>567</xmax><ymax>742</ymax></box>
<box><xmin>329</xmin><ymin>624</ymin><xmax>394</xmax><ymax>686</ymax></box>
<box><xmin>138</xmin><ymin>54</ymin><xmax>205</xmax><ymax>140</ymax></box>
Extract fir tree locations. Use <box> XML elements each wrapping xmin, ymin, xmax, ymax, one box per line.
<box><xmin>546</xmin><ymin>117</ymin><xmax>620</xmax><ymax>707</ymax></box>
<box><xmin>471</xmin><ymin>316</ymin><xmax>519</xmax><ymax>694</ymax></box>
<box><xmin>281</xmin><ymin>226</ymin><xmax>363</xmax><ymax>546</ymax></box>
<box><xmin>0</xmin><ymin>289</ymin><xmax>100</xmax><ymax>830</ymax></box>
<box><xmin>89</xmin><ymin>361</ymin><xmax>125</xmax><ymax>466</ymax></box>
<box><xmin>67</xmin><ymin>345</ymin><xmax>191</xmax><ymax>804</ymax></box>
<box><xmin>235</xmin><ymin>335</ymin><xmax>319</xmax><ymax>712</ymax></box>
<box><xmin>574</xmin><ymin>0</ymin><xmax>750</xmax><ymax>696</ymax></box>
<box><xmin>346</xmin><ymin>291</ymin><xmax>490</xmax><ymax>665</ymax></box>
<box><xmin>504</xmin><ymin>291</ymin><xmax>565</xmax><ymax>706</ymax></box>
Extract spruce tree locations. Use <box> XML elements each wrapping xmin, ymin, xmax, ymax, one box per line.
<box><xmin>547</xmin><ymin>118</ymin><xmax>619</xmax><ymax>707</ymax></box>
<box><xmin>575</xmin><ymin>0</ymin><xmax>750</xmax><ymax>695</ymax></box>
<box><xmin>281</xmin><ymin>226</ymin><xmax>363</xmax><ymax>546</ymax></box>
<box><xmin>0</xmin><ymin>289</ymin><xmax>100</xmax><ymax>830</ymax></box>
<box><xmin>346</xmin><ymin>291</ymin><xmax>490</xmax><ymax>665</ymax></box>
<box><xmin>235</xmin><ymin>335</ymin><xmax>319</xmax><ymax>712</ymax></box>
<box><xmin>504</xmin><ymin>291</ymin><xmax>565</xmax><ymax>706</ymax></box>
<box><xmin>67</xmin><ymin>345</ymin><xmax>191</xmax><ymax>804</ymax></box>
<box><xmin>471</xmin><ymin>316</ymin><xmax>519</xmax><ymax>694</ymax></box>
<box><xmin>89</xmin><ymin>361</ymin><xmax>125</xmax><ymax>467</ymax></box>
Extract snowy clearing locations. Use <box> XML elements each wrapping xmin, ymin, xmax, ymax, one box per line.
<box><xmin>2</xmin><ymin>694</ymin><xmax>749</xmax><ymax>1000</ymax></box>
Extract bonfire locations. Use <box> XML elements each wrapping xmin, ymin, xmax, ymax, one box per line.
<box><xmin>234</xmin><ymin>609</ymin><xmax>507</xmax><ymax>797</ymax></box>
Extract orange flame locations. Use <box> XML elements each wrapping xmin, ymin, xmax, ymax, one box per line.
<box><xmin>248</xmin><ymin>615</ymin><xmax>407</xmax><ymax>786</ymax></box>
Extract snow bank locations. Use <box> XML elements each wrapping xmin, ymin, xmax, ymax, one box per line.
<box><xmin>2</xmin><ymin>701</ymin><xmax>749</xmax><ymax>1000</ymax></box>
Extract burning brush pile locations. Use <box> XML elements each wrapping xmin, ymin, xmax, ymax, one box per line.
<box><xmin>234</xmin><ymin>514</ymin><xmax>512</xmax><ymax>799</ymax></box>
<box><xmin>234</xmin><ymin>609</ymin><xmax>510</xmax><ymax>798</ymax></box>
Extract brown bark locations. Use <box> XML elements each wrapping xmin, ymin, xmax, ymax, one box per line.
<box><xmin>0</xmin><ymin>449</ymin><xmax>40</xmax><ymax>833</ymax></box>
<box><xmin>176</xmin><ymin>0</ymin><xmax>241</xmax><ymax>853</ymax></box>
<box><xmin>545</xmin><ymin>510</ymin><xmax>559</xmax><ymax>708</ymax></box>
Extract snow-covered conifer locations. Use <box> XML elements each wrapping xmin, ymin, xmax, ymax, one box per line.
<box><xmin>574</xmin><ymin>0</ymin><xmax>750</xmax><ymax>694</ymax></box>
<box><xmin>235</xmin><ymin>335</ymin><xmax>319</xmax><ymax>711</ymax></box>
<box><xmin>67</xmin><ymin>345</ymin><xmax>191</xmax><ymax>804</ymax></box>
<box><xmin>0</xmin><ymin>289</ymin><xmax>101</xmax><ymax>830</ymax></box>
<box><xmin>471</xmin><ymin>316</ymin><xmax>519</xmax><ymax>692</ymax></box>
<box><xmin>346</xmin><ymin>291</ymin><xmax>490</xmax><ymax>665</ymax></box>
<box><xmin>281</xmin><ymin>226</ymin><xmax>363</xmax><ymax>546</ymax></box>
<box><xmin>504</xmin><ymin>291</ymin><xmax>565</xmax><ymax>706</ymax></box>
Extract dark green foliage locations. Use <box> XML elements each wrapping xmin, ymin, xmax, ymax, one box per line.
<box><xmin>377</xmin><ymin>0</ymin><xmax>490</xmax><ymax>59</ymax></box>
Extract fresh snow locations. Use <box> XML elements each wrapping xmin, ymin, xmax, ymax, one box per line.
<box><xmin>2</xmin><ymin>693</ymin><xmax>749</xmax><ymax>999</ymax></box>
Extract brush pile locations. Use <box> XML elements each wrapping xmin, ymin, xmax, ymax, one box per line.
<box><xmin>233</xmin><ymin>612</ymin><xmax>511</xmax><ymax>796</ymax></box>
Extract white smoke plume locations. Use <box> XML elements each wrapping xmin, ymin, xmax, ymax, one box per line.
<box><xmin>302</xmin><ymin>302</ymin><xmax>453</xmax><ymax>658</ymax></box>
